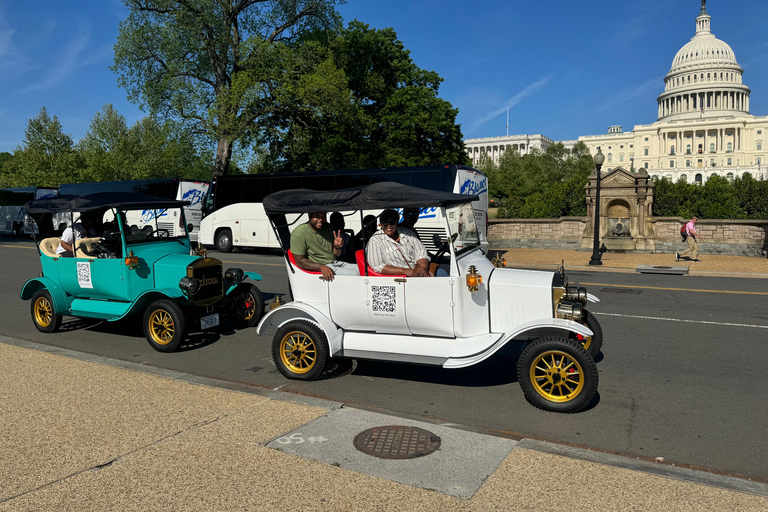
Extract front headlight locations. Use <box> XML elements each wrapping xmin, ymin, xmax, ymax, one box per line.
<box><xmin>225</xmin><ymin>268</ymin><xmax>245</xmax><ymax>283</ymax></box>
<box><xmin>565</xmin><ymin>286</ymin><xmax>587</xmax><ymax>306</ymax></box>
<box><xmin>179</xmin><ymin>276</ymin><xmax>200</xmax><ymax>295</ymax></box>
<box><xmin>556</xmin><ymin>302</ymin><xmax>583</xmax><ymax>323</ymax></box>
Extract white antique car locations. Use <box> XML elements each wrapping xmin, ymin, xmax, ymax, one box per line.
<box><xmin>257</xmin><ymin>182</ymin><xmax>602</xmax><ymax>412</ymax></box>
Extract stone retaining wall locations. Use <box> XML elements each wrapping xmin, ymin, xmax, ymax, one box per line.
<box><xmin>488</xmin><ymin>217</ymin><xmax>768</xmax><ymax>257</ymax></box>
<box><xmin>652</xmin><ymin>218</ymin><xmax>768</xmax><ymax>257</ymax></box>
<box><xmin>488</xmin><ymin>217</ymin><xmax>588</xmax><ymax>250</ymax></box>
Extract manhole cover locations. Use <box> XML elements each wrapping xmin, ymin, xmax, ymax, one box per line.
<box><xmin>353</xmin><ymin>426</ymin><xmax>441</xmax><ymax>459</ymax></box>
<box><xmin>600</xmin><ymin>287</ymin><xmax>642</xmax><ymax>294</ymax></box>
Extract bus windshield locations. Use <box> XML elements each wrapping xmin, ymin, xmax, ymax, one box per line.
<box><xmin>120</xmin><ymin>207</ymin><xmax>188</xmax><ymax>244</ymax></box>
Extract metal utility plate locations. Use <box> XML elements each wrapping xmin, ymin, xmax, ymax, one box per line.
<box><xmin>636</xmin><ymin>265</ymin><xmax>689</xmax><ymax>275</ymax></box>
<box><xmin>265</xmin><ymin>407</ymin><xmax>517</xmax><ymax>498</ymax></box>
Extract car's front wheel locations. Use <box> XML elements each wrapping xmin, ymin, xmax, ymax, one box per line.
<box><xmin>31</xmin><ymin>289</ymin><xmax>62</xmax><ymax>333</ymax></box>
<box><xmin>272</xmin><ymin>320</ymin><xmax>328</xmax><ymax>381</ymax></box>
<box><xmin>143</xmin><ymin>300</ymin><xmax>187</xmax><ymax>352</ymax></box>
<box><xmin>231</xmin><ymin>283</ymin><xmax>264</xmax><ymax>328</ymax></box>
<box><xmin>517</xmin><ymin>337</ymin><xmax>598</xmax><ymax>413</ymax></box>
<box><xmin>216</xmin><ymin>229</ymin><xmax>233</xmax><ymax>253</ymax></box>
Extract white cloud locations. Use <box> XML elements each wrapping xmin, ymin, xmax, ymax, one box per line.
<box><xmin>593</xmin><ymin>79</ymin><xmax>660</xmax><ymax>115</ymax></box>
<box><xmin>470</xmin><ymin>76</ymin><xmax>553</xmax><ymax>131</ymax></box>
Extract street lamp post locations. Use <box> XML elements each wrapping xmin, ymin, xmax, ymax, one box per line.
<box><xmin>589</xmin><ymin>148</ymin><xmax>606</xmax><ymax>266</ymax></box>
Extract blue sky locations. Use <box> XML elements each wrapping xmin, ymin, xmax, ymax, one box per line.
<box><xmin>1</xmin><ymin>0</ymin><xmax>767</xmax><ymax>154</ymax></box>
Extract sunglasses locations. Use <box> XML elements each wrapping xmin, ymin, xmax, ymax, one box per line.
<box><xmin>380</xmin><ymin>219</ymin><xmax>398</xmax><ymax>226</ymax></box>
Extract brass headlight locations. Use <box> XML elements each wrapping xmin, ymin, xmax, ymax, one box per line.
<box><xmin>565</xmin><ymin>286</ymin><xmax>588</xmax><ymax>306</ymax></box>
<box><xmin>556</xmin><ymin>302</ymin><xmax>583</xmax><ymax>323</ymax></box>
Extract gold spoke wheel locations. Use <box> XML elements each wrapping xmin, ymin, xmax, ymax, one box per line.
<box><xmin>34</xmin><ymin>296</ymin><xmax>53</xmax><ymax>328</ymax></box>
<box><xmin>279</xmin><ymin>331</ymin><xmax>317</xmax><ymax>374</ymax></box>
<box><xmin>530</xmin><ymin>350</ymin><xmax>585</xmax><ymax>403</ymax></box>
<box><xmin>148</xmin><ymin>309</ymin><xmax>175</xmax><ymax>345</ymax></box>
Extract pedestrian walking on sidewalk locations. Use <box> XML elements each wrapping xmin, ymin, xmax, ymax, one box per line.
<box><xmin>676</xmin><ymin>216</ymin><xmax>703</xmax><ymax>262</ymax></box>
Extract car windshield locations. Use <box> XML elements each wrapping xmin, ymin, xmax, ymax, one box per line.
<box><xmin>121</xmin><ymin>207</ymin><xmax>187</xmax><ymax>244</ymax></box>
<box><xmin>446</xmin><ymin>202</ymin><xmax>480</xmax><ymax>256</ymax></box>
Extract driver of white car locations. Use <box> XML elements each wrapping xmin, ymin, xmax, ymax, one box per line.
<box><xmin>367</xmin><ymin>209</ymin><xmax>448</xmax><ymax>277</ymax></box>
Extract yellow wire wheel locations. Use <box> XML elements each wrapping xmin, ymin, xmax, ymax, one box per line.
<box><xmin>279</xmin><ymin>331</ymin><xmax>317</xmax><ymax>374</ymax></box>
<box><xmin>272</xmin><ymin>320</ymin><xmax>329</xmax><ymax>381</ymax></box>
<box><xmin>142</xmin><ymin>300</ymin><xmax>186</xmax><ymax>353</ymax></box>
<box><xmin>34</xmin><ymin>295</ymin><xmax>53</xmax><ymax>328</ymax></box>
<box><xmin>529</xmin><ymin>350</ymin><xmax>585</xmax><ymax>402</ymax></box>
<box><xmin>148</xmin><ymin>309</ymin><xmax>175</xmax><ymax>345</ymax></box>
<box><xmin>30</xmin><ymin>289</ymin><xmax>61</xmax><ymax>333</ymax></box>
<box><xmin>518</xmin><ymin>337</ymin><xmax>598</xmax><ymax>413</ymax></box>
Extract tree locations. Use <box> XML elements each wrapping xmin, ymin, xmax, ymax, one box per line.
<box><xmin>112</xmin><ymin>0</ymin><xmax>344</xmax><ymax>177</ymax></box>
<box><xmin>258</xmin><ymin>21</ymin><xmax>470</xmax><ymax>172</ymax></box>
<box><xmin>0</xmin><ymin>108</ymin><xmax>82</xmax><ymax>188</ymax></box>
<box><xmin>78</xmin><ymin>104</ymin><xmax>130</xmax><ymax>182</ymax></box>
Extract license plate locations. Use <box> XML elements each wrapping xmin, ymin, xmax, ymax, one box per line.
<box><xmin>200</xmin><ymin>313</ymin><xmax>219</xmax><ymax>330</ymax></box>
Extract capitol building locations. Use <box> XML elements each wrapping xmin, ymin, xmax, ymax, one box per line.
<box><xmin>464</xmin><ymin>1</ymin><xmax>768</xmax><ymax>183</ymax></box>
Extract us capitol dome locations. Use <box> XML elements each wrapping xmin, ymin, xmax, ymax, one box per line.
<box><xmin>464</xmin><ymin>1</ymin><xmax>768</xmax><ymax>184</ymax></box>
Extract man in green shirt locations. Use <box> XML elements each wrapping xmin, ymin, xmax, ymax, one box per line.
<box><xmin>291</xmin><ymin>212</ymin><xmax>359</xmax><ymax>281</ymax></box>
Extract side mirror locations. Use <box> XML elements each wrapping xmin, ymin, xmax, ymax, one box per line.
<box><xmin>187</xmin><ymin>223</ymin><xmax>194</xmax><ymax>232</ymax></box>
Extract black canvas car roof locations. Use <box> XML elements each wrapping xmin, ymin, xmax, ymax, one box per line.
<box><xmin>24</xmin><ymin>192</ymin><xmax>189</xmax><ymax>214</ymax></box>
<box><xmin>262</xmin><ymin>181</ymin><xmax>478</xmax><ymax>214</ymax></box>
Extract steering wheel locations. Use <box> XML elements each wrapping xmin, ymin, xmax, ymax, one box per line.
<box><xmin>431</xmin><ymin>232</ymin><xmax>458</xmax><ymax>262</ymax></box>
<box><xmin>153</xmin><ymin>229</ymin><xmax>171</xmax><ymax>238</ymax></box>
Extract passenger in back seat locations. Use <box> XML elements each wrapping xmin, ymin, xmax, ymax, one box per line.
<box><xmin>290</xmin><ymin>212</ymin><xmax>359</xmax><ymax>281</ymax></box>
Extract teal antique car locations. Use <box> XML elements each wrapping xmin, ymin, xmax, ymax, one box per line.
<box><xmin>20</xmin><ymin>192</ymin><xmax>264</xmax><ymax>352</ymax></box>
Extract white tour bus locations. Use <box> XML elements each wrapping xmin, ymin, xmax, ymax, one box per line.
<box><xmin>58</xmin><ymin>179</ymin><xmax>209</xmax><ymax>242</ymax></box>
<box><xmin>199</xmin><ymin>165</ymin><xmax>488</xmax><ymax>253</ymax></box>
<box><xmin>0</xmin><ymin>187</ymin><xmax>58</xmax><ymax>236</ymax></box>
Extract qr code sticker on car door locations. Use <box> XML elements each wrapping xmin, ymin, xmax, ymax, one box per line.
<box><xmin>371</xmin><ymin>285</ymin><xmax>396</xmax><ymax>314</ymax></box>
<box><xmin>77</xmin><ymin>261</ymin><xmax>93</xmax><ymax>289</ymax></box>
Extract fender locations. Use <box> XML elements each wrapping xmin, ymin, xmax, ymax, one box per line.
<box><xmin>256</xmin><ymin>302</ymin><xmax>342</xmax><ymax>354</ymax></box>
<box><xmin>223</xmin><ymin>272</ymin><xmax>263</xmax><ymax>297</ymax></box>
<box><xmin>444</xmin><ymin>317</ymin><xmax>593</xmax><ymax>369</ymax></box>
<box><xmin>20</xmin><ymin>277</ymin><xmax>69</xmax><ymax>315</ymax></box>
<box><xmin>587</xmin><ymin>293</ymin><xmax>600</xmax><ymax>303</ymax></box>
<box><xmin>110</xmin><ymin>290</ymin><xmax>186</xmax><ymax>321</ymax></box>
<box><xmin>244</xmin><ymin>271</ymin><xmax>263</xmax><ymax>282</ymax></box>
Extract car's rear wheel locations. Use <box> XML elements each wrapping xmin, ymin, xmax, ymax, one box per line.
<box><xmin>569</xmin><ymin>310</ymin><xmax>603</xmax><ymax>358</ymax></box>
<box><xmin>143</xmin><ymin>300</ymin><xmax>186</xmax><ymax>352</ymax></box>
<box><xmin>517</xmin><ymin>337</ymin><xmax>598</xmax><ymax>413</ymax></box>
<box><xmin>216</xmin><ymin>229</ymin><xmax>233</xmax><ymax>253</ymax></box>
<box><xmin>31</xmin><ymin>289</ymin><xmax>62</xmax><ymax>333</ymax></box>
<box><xmin>231</xmin><ymin>283</ymin><xmax>264</xmax><ymax>328</ymax></box>
<box><xmin>272</xmin><ymin>320</ymin><xmax>328</xmax><ymax>381</ymax></box>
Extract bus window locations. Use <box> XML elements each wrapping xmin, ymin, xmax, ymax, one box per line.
<box><xmin>301</xmin><ymin>175</ymin><xmax>335</xmax><ymax>191</ymax></box>
<box><xmin>410</xmin><ymin>170</ymin><xmax>442</xmax><ymax>190</ymax></box>
<box><xmin>241</xmin><ymin>177</ymin><xmax>271</xmax><ymax>202</ymax></box>
<box><xmin>214</xmin><ymin>178</ymin><xmax>243</xmax><ymax>209</ymax></box>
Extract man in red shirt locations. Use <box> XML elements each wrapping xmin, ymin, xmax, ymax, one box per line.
<box><xmin>677</xmin><ymin>216</ymin><xmax>703</xmax><ymax>262</ymax></box>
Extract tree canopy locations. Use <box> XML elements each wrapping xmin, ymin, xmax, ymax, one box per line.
<box><xmin>112</xmin><ymin>0</ymin><xmax>344</xmax><ymax>177</ymax></box>
<box><xmin>256</xmin><ymin>21</ymin><xmax>469</xmax><ymax>173</ymax></box>
<box><xmin>0</xmin><ymin>106</ymin><xmax>212</xmax><ymax>188</ymax></box>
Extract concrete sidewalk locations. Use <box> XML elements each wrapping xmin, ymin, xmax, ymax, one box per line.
<box><xmin>495</xmin><ymin>248</ymin><xmax>768</xmax><ymax>278</ymax></box>
<box><xmin>1</xmin><ymin>336</ymin><xmax>767</xmax><ymax>511</ymax></box>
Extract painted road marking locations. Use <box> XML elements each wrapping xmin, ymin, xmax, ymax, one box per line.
<box><xmin>598</xmin><ymin>312</ymin><xmax>768</xmax><ymax>330</ymax></box>
<box><xmin>579</xmin><ymin>282</ymin><xmax>768</xmax><ymax>297</ymax></box>
<box><xmin>0</xmin><ymin>244</ymin><xmax>35</xmax><ymax>250</ymax></box>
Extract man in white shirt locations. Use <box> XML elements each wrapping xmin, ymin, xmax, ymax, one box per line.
<box><xmin>56</xmin><ymin>212</ymin><xmax>101</xmax><ymax>257</ymax></box>
<box><xmin>366</xmin><ymin>209</ymin><xmax>431</xmax><ymax>277</ymax></box>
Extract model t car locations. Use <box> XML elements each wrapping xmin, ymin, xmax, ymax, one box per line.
<box><xmin>20</xmin><ymin>192</ymin><xmax>264</xmax><ymax>352</ymax></box>
<box><xmin>256</xmin><ymin>182</ymin><xmax>603</xmax><ymax>413</ymax></box>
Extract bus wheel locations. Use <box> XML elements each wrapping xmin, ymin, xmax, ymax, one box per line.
<box><xmin>216</xmin><ymin>229</ymin><xmax>233</xmax><ymax>253</ymax></box>
<box><xmin>272</xmin><ymin>320</ymin><xmax>328</xmax><ymax>381</ymax></box>
<box><xmin>31</xmin><ymin>290</ymin><xmax>62</xmax><ymax>333</ymax></box>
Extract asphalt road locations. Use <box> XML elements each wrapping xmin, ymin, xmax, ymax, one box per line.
<box><xmin>2</xmin><ymin>237</ymin><xmax>767</xmax><ymax>481</ymax></box>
